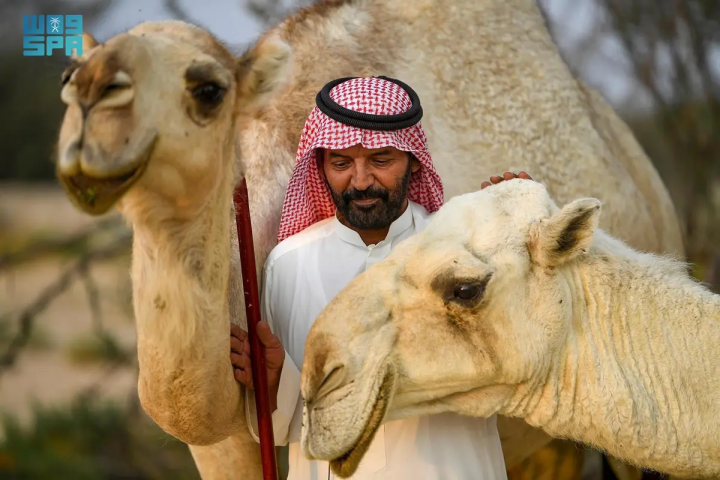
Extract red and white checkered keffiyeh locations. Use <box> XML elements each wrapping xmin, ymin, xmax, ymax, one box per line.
<box><xmin>276</xmin><ymin>76</ymin><xmax>444</xmax><ymax>243</ymax></box>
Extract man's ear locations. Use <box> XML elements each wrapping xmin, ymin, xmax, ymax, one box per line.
<box><xmin>316</xmin><ymin>149</ymin><xmax>326</xmax><ymax>179</ymax></box>
<box><xmin>528</xmin><ymin>198</ymin><xmax>601</xmax><ymax>268</ymax></box>
<box><xmin>409</xmin><ymin>153</ymin><xmax>420</xmax><ymax>173</ymax></box>
<box><xmin>236</xmin><ymin>32</ymin><xmax>293</xmax><ymax>115</ymax></box>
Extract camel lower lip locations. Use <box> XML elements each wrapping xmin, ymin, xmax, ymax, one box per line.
<box><xmin>328</xmin><ymin>394</ymin><xmax>384</xmax><ymax>477</ymax></box>
<box><xmin>71</xmin><ymin>169</ymin><xmax>136</xmax><ymax>193</ymax></box>
<box><xmin>57</xmin><ymin>135</ymin><xmax>157</xmax><ymax>216</ymax></box>
<box><xmin>58</xmin><ymin>160</ymin><xmax>147</xmax><ymax>215</ymax></box>
<box><xmin>325</xmin><ymin>365</ymin><xmax>396</xmax><ymax>478</ymax></box>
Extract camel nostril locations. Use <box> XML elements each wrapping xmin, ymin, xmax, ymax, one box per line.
<box><xmin>315</xmin><ymin>363</ymin><xmax>346</xmax><ymax>401</ymax></box>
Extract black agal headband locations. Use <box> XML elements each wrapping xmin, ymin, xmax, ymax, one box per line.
<box><xmin>315</xmin><ymin>76</ymin><xmax>423</xmax><ymax>131</ymax></box>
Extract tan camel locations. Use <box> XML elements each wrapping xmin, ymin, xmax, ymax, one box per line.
<box><xmin>300</xmin><ymin>178</ymin><xmax>720</xmax><ymax>479</ymax></box>
<box><xmin>53</xmin><ymin>0</ymin><xmax>684</xmax><ymax>478</ymax></box>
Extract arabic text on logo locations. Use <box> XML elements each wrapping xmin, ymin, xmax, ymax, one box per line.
<box><xmin>23</xmin><ymin>15</ymin><xmax>84</xmax><ymax>57</ymax></box>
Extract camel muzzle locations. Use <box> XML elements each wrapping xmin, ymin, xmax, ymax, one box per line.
<box><xmin>301</xmin><ymin>362</ymin><xmax>397</xmax><ymax>478</ymax></box>
<box><xmin>56</xmin><ymin>134</ymin><xmax>158</xmax><ymax>215</ymax></box>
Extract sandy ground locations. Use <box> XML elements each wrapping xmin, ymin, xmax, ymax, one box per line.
<box><xmin>0</xmin><ymin>183</ymin><xmax>138</xmax><ymax>428</ymax></box>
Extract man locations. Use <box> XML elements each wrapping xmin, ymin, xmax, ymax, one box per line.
<box><xmin>230</xmin><ymin>76</ymin><xmax>529</xmax><ymax>479</ymax></box>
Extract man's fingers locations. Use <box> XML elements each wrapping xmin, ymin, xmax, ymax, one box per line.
<box><xmin>483</xmin><ymin>172</ymin><xmax>532</xmax><ymax>190</ymax></box>
<box><xmin>230</xmin><ymin>349</ymin><xmax>255</xmax><ymax>387</ymax></box>
<box><xmin>233</xmin><ymin>368</ymin><xmax>254</xmax><ymax>389</ymax></box>
<box><xmin>240</xmin><ymin>352</ymin><xmax>252</xmax><ymax>371</ymax></box>
<box><xmin>230</xmin><ymin>352</ymin><xmax>244</xmax><ymax>368</ymax></box>
<box><xmin>231</xmin><ymin>324</ymin><xmax>247</xmax><ymax>341</ymax></box>
<box><xmin>237</xmin><ymin>354</ymin><xmax>255</xmax><ymax>389</ymax></box>
<box><xmin>231</xmin><ymin>336</ymin><xmax>244</xmax><ymax>354</ymax></box>
<box><xmin>256</xmin><ymin>321</ymin><xmax>282</xmax><ymax>349</ymax></box>
<box><xmin>230</xmin><ymin>351</ymin><xmax>255</xmax><ymax>387</ymax></box>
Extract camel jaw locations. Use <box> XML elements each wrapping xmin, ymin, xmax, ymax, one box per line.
<box><xmin>308</xmin><ymin>365</ymin><xmax>397</xmax><ymax>479</ymax></box>
<box><xmin>56</xmin><ymin>135</ymin><xmax>158</xmax><ymax>216</ymax></box>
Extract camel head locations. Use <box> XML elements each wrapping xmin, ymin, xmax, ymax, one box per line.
<box><xmin>300</xmin><ymin>179</ymin><xmax>603</xmax><ymax>477</ymax></box>
<box><xmin>55</xmin><ymin>20</ymin><xmax>292</xmax><ymax>221</ymax></box>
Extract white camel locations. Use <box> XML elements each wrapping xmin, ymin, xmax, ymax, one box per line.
<box><xmin>54</xmin><ymin>0</ymin><xmax>684</xmax><ymax>478</ymax></box>
<box><xmin>300</xmin><ymin>178</ymin><xmax>720</xmax><ymax>479</ymax></box>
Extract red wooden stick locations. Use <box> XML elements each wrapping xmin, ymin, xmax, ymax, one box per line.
<box><xmin>233</xmin><ymin>177</ymin><xmax>278</xmax><ymax>480</ymax></box>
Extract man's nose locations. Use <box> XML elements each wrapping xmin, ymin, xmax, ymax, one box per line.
<box><xmin>351</xmin><ymin>162</ymin><xmax>374</xmax><ymax>191</ymax></box>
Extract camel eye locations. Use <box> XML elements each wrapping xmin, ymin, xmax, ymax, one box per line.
<box><xmin>453</xmin><ymin>284</ymin><xmax>483</xmax><ymax>301</ymax></box>
<box><xmin>192</xmin><ymin>82</ymin><xmax>225</xmax><ymax>107</ymax></box>
<box><xmin>449</xmin><ymin>274</ymin><xmax>492</xmax><ymax>304</ymax></box>
<box><xmin>101</xmin><ymin>81</ymin><xmax>130</xmax><ymax>98</ymax></box>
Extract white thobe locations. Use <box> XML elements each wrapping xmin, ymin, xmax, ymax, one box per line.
<box><xmin>246</xmin><ymin>201</ymin><xmax>507</xmax><ymax>480</ymax></box>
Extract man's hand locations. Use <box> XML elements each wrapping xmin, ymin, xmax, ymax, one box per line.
<box><xmin>481</xmin><ymin>171</ymin><xmax>533</xmax><ymax>189</ymax></box>
<box><xmin>230</xmin><ymin>322</ymin><xmax>285</xmax><ymax>412</ymax></box>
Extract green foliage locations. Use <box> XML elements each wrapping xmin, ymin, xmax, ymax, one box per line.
<box><xmin>0</xmin><ymin>395</ymin><xmax>200</xmax><ymax>480</ymax></box>
<box><xmin>0</xmin><ymin>230</ymin><xmax>93</xmax><ymax>259</ymax></box>
<box><xmin>64</xmin><ymin>334</ymin><xmax>126</xmax><ymax>367</ymax></box>
<box><xmin>0</xmin><ymin>320</ymin><xmax>53</xmax><ymax>351</ymax></box>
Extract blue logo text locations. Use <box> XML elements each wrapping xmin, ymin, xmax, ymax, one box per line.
<box><xmin>23</xmin><ymin>15</ymin><xmax>83</xmax><ymax>57</ymax></box>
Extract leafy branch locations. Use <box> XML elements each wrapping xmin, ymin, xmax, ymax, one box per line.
<box><xmin>0</xmin><ymin>216</ymin><xmax>122</xmax><ymax>272</ymax></box>
<box><xmin>0</xmin><ymin>222</ymin><xmax>132</xmax><ymax>379</ymax></box>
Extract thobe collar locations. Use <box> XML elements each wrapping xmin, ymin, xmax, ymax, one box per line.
<box><xmin>333</xmin><ymin>200</ymin><xmax>416</xmax><ymax>248</ymax></box>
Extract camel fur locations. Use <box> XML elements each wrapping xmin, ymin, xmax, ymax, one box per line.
<box><xmin>301</xmin><ymin>179</ymin><xmax>719</xmax><ymax>479</ymax></box>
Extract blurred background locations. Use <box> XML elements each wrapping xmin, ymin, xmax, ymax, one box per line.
<box><xmin>0</xmin><ymin>0</ymin><xmax>717</xmax><ymax>479</ymax></box>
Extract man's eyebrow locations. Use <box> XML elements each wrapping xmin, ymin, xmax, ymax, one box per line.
<box><xmin>369</xmin><ymin>149</ymin><xmax>392</xmax><ymax>157</ymax></box>
<box><xmin>329</xmin><ymin>152</ymin><xmax>352</xmax><ymax>159</ymax></box>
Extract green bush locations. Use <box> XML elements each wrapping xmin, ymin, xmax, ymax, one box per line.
<box><xmin>64</xmin><ymin>334</ymin><xmax>127</xmax><ymax>367</ymax></box>
<box><xmin>0</xmin><ymin>321</ymin><xmax>53</xmax><ymax>351</ymax></box>
<box><xmin>0</xmin><ymin>395</ymin><xmax>200</xmax><ymax>480</ymax></box>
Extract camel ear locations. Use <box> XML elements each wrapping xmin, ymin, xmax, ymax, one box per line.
<box><xmin>529</xmin><ymin>198</ymin><xmax>601</xmax><ymax>268</ymax></box>
<box><xmin>71</xmin><ymin>32</ymin><xmax>99</xmax><ymax>60</ymax></box>
<box><xmin>236</xmin><ymin>32</ymin><xmax>293</xmax><ymax>114</ymax></box>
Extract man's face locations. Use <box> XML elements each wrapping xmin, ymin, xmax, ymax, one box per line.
<box><xmin>320</xmin><ymin>144</ymin><xmax>420</xmax><ymax>230</ymax></box>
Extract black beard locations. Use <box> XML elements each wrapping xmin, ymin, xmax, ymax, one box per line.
<box><xmin>325</xmin><ymin>161</ymin><xmax>413</xmax><ymax>231</ymax></box>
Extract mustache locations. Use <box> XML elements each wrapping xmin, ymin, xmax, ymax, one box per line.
<box><xmin>342</xmin><ymin>186</ymin><xmax>389</xmax><ymax>203</ymax></box>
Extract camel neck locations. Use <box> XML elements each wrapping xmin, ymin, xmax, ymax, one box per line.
<box><xmin>516</xmin><ymin>239</ymin><xmax>720</xmax><ymax>477</ymax></box>
<box><xmin>127</xmin><ymin>155</ymin><xmax>247</xmax><ymax>444</ymax></box>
